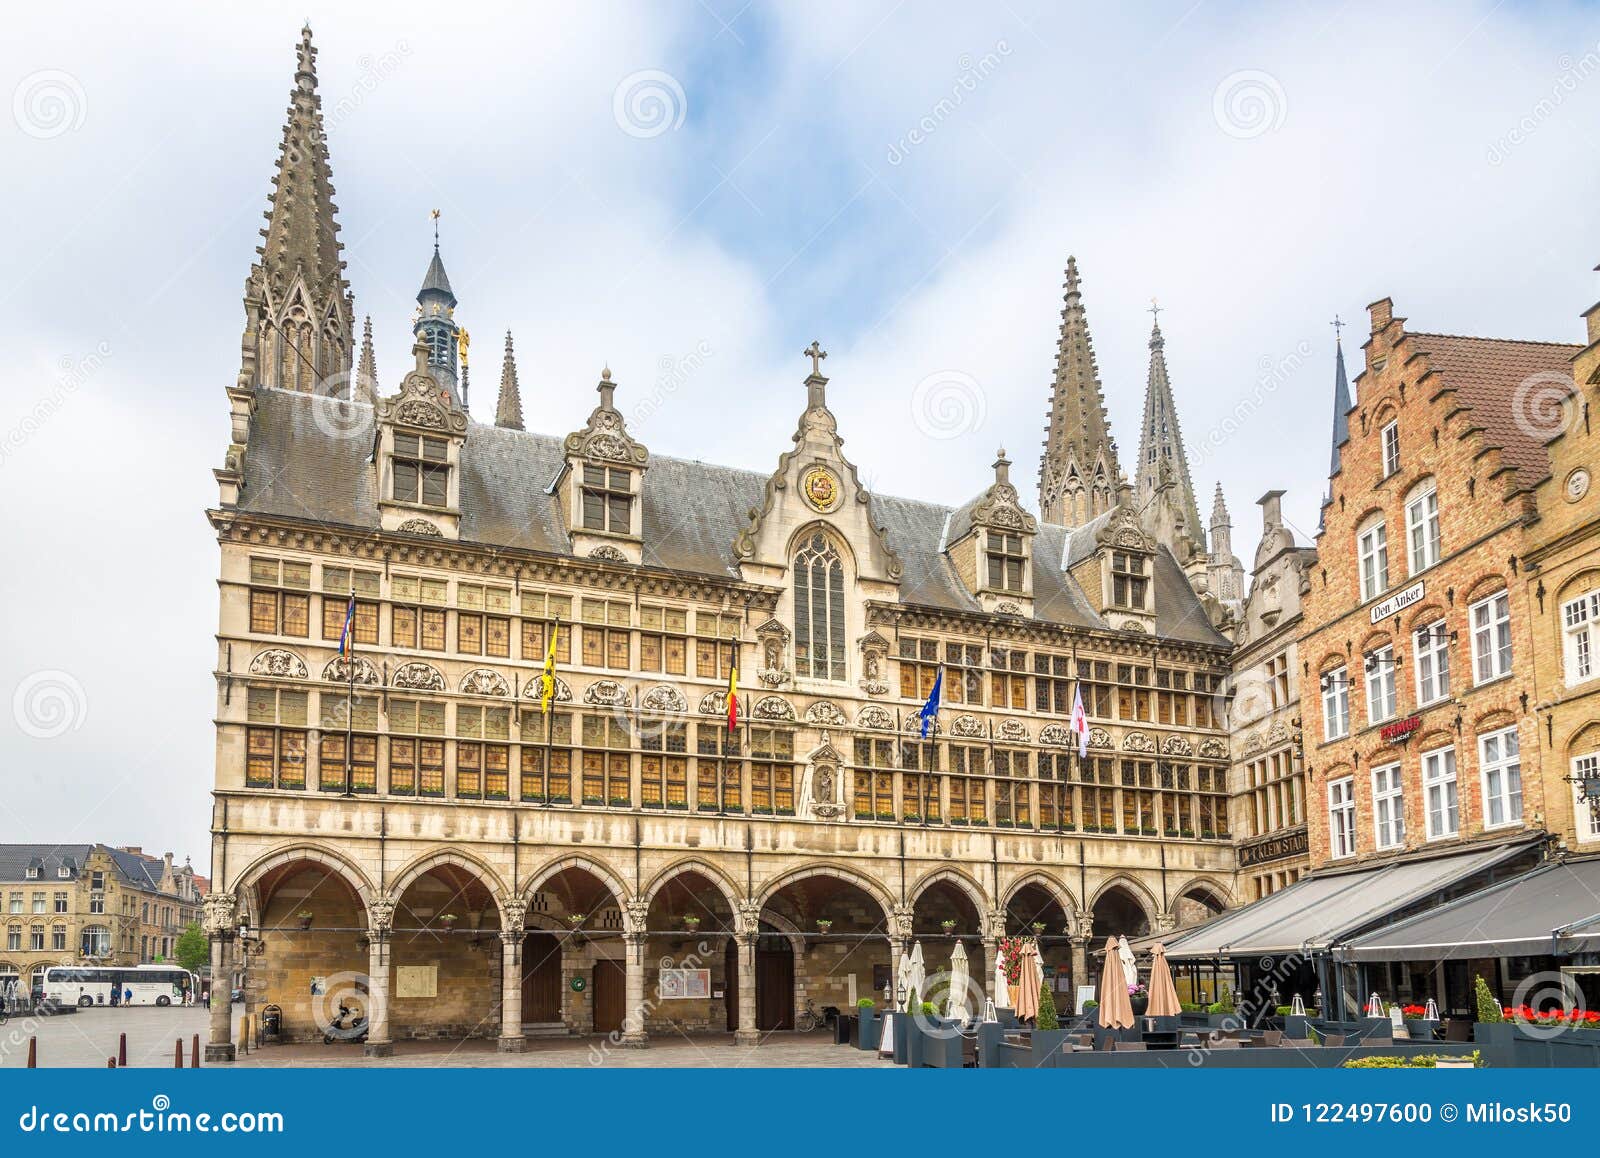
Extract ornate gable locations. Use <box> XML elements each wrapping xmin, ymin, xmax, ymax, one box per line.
<box><xmin>374</xmin><ymin>341</ymin><xmax>469</xmax><ymax>539</ymax></box>
<box><xmin>562</xmin><ymin>369</ymin><xmax>649</xmax><ymax>564</ymax></box>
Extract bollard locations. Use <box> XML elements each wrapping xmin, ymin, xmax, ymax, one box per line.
<box><xmin>118</xmin><ymin>1032</ymin><xmax>128</xmax><ymax>1068</ymax></box>
<box><xmin>26</xmin><ymin>1038</ymin><xmax>36</xmax><ymax>1069</ymax></box>
<box><xmin>191</xmin><ymin>1034</ymin><xmax>200</xmax><ymax>1068</ymax></box>
<box><xmin>174</xmin><ymin>1040</ymin><xmax>184</xmax><ymax>1068</ymax></box>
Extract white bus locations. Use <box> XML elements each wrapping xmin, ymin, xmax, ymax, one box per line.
<box><xmin>43</xmin><ymin>964</ymin><xmax>197</xmax><ymax>1008</ymax></box>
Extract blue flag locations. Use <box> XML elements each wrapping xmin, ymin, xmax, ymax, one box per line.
<box><xmin>918</xmin><ymin>667</ymin><xmax>943</xmax><ymax>738</ymax></box>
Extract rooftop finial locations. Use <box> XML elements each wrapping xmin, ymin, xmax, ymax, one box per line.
<box><xmin>496</xmin><ymin>330</ymin><xmax>524</xmax><ymax>430</ymax></box>
<box><xmin>431</xmin><ymin>207</ymin><xmax>440</xmax><ymax>250</ymax></box>
<box><xmin>1330</xmin><ymin>313</ymin><xmax>1345</xmax><ymax>345</ymax></box>
<box><xmin>804</xmin><ymin>340</ymin><xmax>828</xmax><ymax>378</ymax></box>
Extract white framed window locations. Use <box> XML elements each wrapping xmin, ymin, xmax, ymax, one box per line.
<box><xmin>1414</xmin><ymin>621</ymin><xmax>1451</xmax><ymax>706</ymax></box>
<box><xmin>1358</xmin><ymin>518</ymin><xmax>1389</xmax><ymax>602</ymax></box>
<box><xmin>1381</xmin><ymin>421</ymin><xmax>1400</xmax><ymax>477</ymax></box>
<box><xmin>1422</xmin><ymin>745</ymin><xmax>1459</xmax><ymax>840</ymax></box>
<box><xmin>1372</xmin><ymin>762</ymin><xmax>1405</xmax><ymax>850</ymax></box>
<box><xmin>1321</xmin><ymin>666</ymin><xmax>1350</xmax><ymax>741</ymax></box>
<box><xmin>1572</xmin><ymin>753</ymin><xmax>1600</xmax><ymax>843</ymax></box>
<box><xmin>1365</xmin><ymin>645</ymin><xmax>1396</xmax><ymax>724</ymax></box>
<box><xmin>1405</xmin><ymin>481</ymin><xmax>1441</xmax><ymax>574</ymax></box>
<box><xmin>1478</xmin><ymin>726</ymin><xmax>1522</xmax><ymax>830</ymax></box>
<box><xmin>1564</xmin><ymin>592</ymin><xmax>1599</xmax><ymax>686</ymax></box>
<box><xmin>1470</xmin><ymin>591</ymin><xmax>1512</xmax><ymax>684</ymax></box>
<box><xmin>1328</xmin><ymin>776</ymin><xmax>1356</xmax><ymax>859</ymax></box>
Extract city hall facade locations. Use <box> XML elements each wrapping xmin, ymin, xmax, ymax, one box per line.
<box><xmin>201</xmin><ymin>30</ymin><xmax>1244</xmax><ymax>1058</ymax></box>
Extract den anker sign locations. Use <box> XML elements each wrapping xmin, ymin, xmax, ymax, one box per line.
<box><xmin>1369</xmin><ymin>580</ymin><xmax>1425</xmax><ymax>624</ymax></box>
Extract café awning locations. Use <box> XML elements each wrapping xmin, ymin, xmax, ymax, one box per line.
<box><xmin>1339</xmin><ymin>856</ymin><xmax>1600</xmax><ymax>963</ymax></box>
<box><xmin>1161</xmin><ymin>839</ymin><xmax>1539</xmax><ymax>961</ymax></box>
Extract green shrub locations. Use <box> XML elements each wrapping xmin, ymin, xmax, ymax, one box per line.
<box><xmin>1082</xmin><ymin>999</ymin><xmax>1098</xmax><ymax>1011</ymax></box>
<box><xmin>920</xmin><ymin>1002</ymin><xmax>937</xmax><ymax>1016</ymax></box>
<box><xmin>1207</xmin><ymin>987</ymin><xmax>1236</xmax><ymax>1016</ymax></box>
<box><xmin>1474</xmin><ymin>976</ymin><xmax>1502</xmax><ymax>1023</ymax></box>
<box><xmin>857</xmin><ymin>997</ymin><xmax>875</xmax><ymax>1010</ymax></box>
<box><xmin>1036</xmin><ymin>982</ymin><xmax>1060</xmax><ymax>1031</ymax></box>
<box><xmin>1343</xmin><ymin>1051</ymin><xmax>1482</xmax><ymax>1069</ymax></box>
<box><xmin>1180</xmin><ymin>1002</ymin><xmax>1204</xmax><ymax>1013</ymax></box>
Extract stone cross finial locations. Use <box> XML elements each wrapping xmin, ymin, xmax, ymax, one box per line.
<box><xmin>1330</xmin><ymin>313</ymin><xmax>1345</xmax><ymax>343</ymax></box>
<box><xmin>1148</xmin><ymin>298</ymin><xmax>1162</xmax><ymax>323</ymax></box>
<box><xmin>804</xmin><ymin>340</ymin><xmax>827</xmax><ymax>377</ymax></box>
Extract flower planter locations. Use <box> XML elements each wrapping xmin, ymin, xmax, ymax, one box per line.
<box><xmin>1029</xmin><ymin>1029</ymin><xmax>1069</xmax><ymax>1067</ymax></box>
<box><xmin>855</xmin><ymin>1010</ymin><xmax>881</xmax><ymax>1051</ymax></box>
<box><xmin>1129</xmin><ymin>994</ymin><xmax>1149</xmax><ymax>1017</ymax></box>
<box><xmin>1475</xmin><ymin>1022</ymin><xmax>1516</xmax><ymax>1046</ymax></box>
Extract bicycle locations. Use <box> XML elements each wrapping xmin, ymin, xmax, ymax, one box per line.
<box><xmin>795</xmin><ymin>998</ymin><xmax>822</xmax><ymax>1032</ymax></box>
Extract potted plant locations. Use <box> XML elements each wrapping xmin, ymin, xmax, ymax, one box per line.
<box><xmin>940</xmin><ymin>919</ymin><xmax>956</xmax><ymax>935</ymax></box>
<box><xmin>855</xmin><ymin>997</ymin><xmax>881</xmax><ymax>1051</ymax></box>
<box><xmin>682</xmin><ymin>915</ymin><xmax>701</xmax><ymax>931</ymax></box>
<box><xmin>296</xmin><ymin>910</ymin><xmax>313</xmax><ymax>930</ymax></box>
<box><xmin>566</xmin><ymin>913</ymin><xmax>586</xmax><ymax>928</ymax></box>
<box><xmin>1473</xmin><ymin>975</ymin><xmax>1515</xmax><ymax>1046</ymax></box>
<box><xmin>816</xmin><ymin>918</ymin><xmax>833</xmax><ymax>933</ymax></box>
<box><xmin>438</xmin><ymin>913</ymin><xmax>458</xmax><ymax>930</ymax></box>
<box><xmin>1031</xmin><ymin>921</ymin><xmax>1046</xmax><ymax>935</ymax></box>
<box><xmin>1128</xmin><ymin>981</ymin><xmax>1149</xmax><ymax>1017</ymax></box>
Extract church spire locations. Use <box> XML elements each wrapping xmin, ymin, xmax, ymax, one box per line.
<box><xmin>355</xmin><ymin>316</ymin><xmax>378</xmax><ymax>404</ymax></box>
<box><xmin>413</xmin><ymin>210</ymin><xmax>463</xmax><ymax>405</ymax></box>
<box><xmin>1328</xmin><ymin>325</ymin><xmax>1353</xmax><ymax>478</ymax></box>
<box><xmin>1134</xmin><ymin>305</ymin><xmax>1203</xmax><ymax>545</ymax></box>
<box><xmin>1039</xmin><ymin>256</ymin><xmax>1120</xmax><ymax>526</ymax></box>
<box><xmin>238</xmin><ymin>24</ymin><xmax>353</xmax><ymax>393</ymax></box>
<box><xmin>496</xmin><ymin>331</ymin><xmax>524</xmax><ymax>430</ymax></box>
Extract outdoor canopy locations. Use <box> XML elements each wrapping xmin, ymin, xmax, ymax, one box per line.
<box><xmin>1160</xmin><ymin>839</ymin><xmax>1538</xmax><ymax>960</ymax></box>
<box><xmin>1340</xmin><ymin>856</ymin><xmax>1600</xmax><ymax>962</ymax></box>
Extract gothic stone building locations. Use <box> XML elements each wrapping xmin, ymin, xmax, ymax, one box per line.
<box><xmin>202</xmin><ymin>29</ymin><xmax>1241</xmax><ymax>1059</ymax></box>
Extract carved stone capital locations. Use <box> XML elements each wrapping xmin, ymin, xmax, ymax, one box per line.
<box><xmin>623</xmin><ymin>899</ymin><xmax>651</xmax><ymax>936</ymax></box>
<box><xmin>501</xmin><ymin>898</ymin><xmax>527</xmax><ymax>939</ymax></box>
<box><xmin>735</xmin><ymin>900</ymin><xmax>762</xmax><ymax>938</ymax></box>
<box><xmin>367</xmin><ymin>894</ymin><xmax>397</xmax><ymax>935</ymax></box>
<box><xmin>201</xmin><ymin>892</ymin><xmax>237</xmax><ymax>937</ymax></box>
<box><xmin>983</xmin><ymin>909</ymin><xmax>1009</xmax><ymax>941</ymax></box>
<box><xmin>889</xmin><ymin>905</ymin><xmax>914</xmax><ymax>941</ymax></box>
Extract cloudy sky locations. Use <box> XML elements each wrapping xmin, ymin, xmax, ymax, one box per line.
<box><xmin>3</xmin><ymin>1</ymin><xmax>1598</xmax><ymax>865</ymax></box>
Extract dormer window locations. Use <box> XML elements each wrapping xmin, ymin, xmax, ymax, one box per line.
<box><xmin>56</xmin><ymin>866</ymin><xmax>70</xmax><ymax>879</ymax></box>
<box><xmin>581</xmin><ymin>466</ymin><xmax>633</xmax><ymax>534</ymax></box>
<box><xmin>24</xmin><ymin>867</ymin><xmax>39</xmax><ymax>880</ymax></box>
<box><xmin>1110</xmin><ymin>551</ymin><xmax>1149</xmax><ymax>610</ymax></box>
<box><xmin>985</xmin><ymin>531</ymin><xmax>1025</xmax><ymax>591</ymax></box>
<box><xmin>392</xmin><ymin>434</ymin><xmax>449</xmax><ymax>506</ymax></box>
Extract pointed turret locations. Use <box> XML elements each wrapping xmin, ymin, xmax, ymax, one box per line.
<box><xmin>1133</xmin><ymin>309</ymin><xmax>1203</xmax><ymax>545</ymax></box>
<box><xmin>237</xmin><ymin>25</ymin><xmax>353</xmax><ymax>394</ymax></box>
<box><xmin>355</xmin><ymin>316</ymin><xmax>378</xmax><ymax>404</ymax></box>
<box><xmin>1039</xmin><ymin>257</ymin><xmax>1120</xmax><ymax>526</ymax></box>
<box><xmin>496</xmin><ymin>331</ymin><xmax>524</xmax><ymax>430</ymax></box>
<box><xmin>1329</xmin><ymin>334</ymin><xmax>1353</xmax><ymax>478</ymax></box>
<box><xmin>413</xmin><ymin>219</ymin><xmax>463</xmax><ymax>406</ymax></box>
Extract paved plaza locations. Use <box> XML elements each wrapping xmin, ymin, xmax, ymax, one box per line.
<box><xmin>1</xmin><ymin>1004</ymin><xmax>888</xmax><ymax>1069</ymax></box>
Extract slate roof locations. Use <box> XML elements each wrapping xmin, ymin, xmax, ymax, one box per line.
<box><xmin>0</xmin><ymin>844</ymin><xmax>167</xmax><ymax>890</ymax></box>
<box><xmin>237</xmin><ymin>387</ymin><xmax>1231</xmax><ymax>648</ymax></box>
<box><xmin>1408</xmin><ymin>332</ymin><xmax>1581</xmax><ymax>493</ymax></box>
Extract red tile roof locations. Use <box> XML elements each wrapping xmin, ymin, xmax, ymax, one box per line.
<box><xmin>1407</xmin><ymin>332</ymin><xmax>1581</xmax><ymax>492</ymax></box>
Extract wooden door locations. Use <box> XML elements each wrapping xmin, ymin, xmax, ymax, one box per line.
<box><xmin>592</xmin><ymin>958</ymin><xmax>625</xmax><ymax>1033</ymax></box>
<box><xmin>755</xmin><ymin>946</ymin><xmax>793</xmax><ymax>1031</ymax></box>
<box><xmin>521</xmin><ymin>932</ymin><xmax>562</xmax><ymax>1023</ymax></box>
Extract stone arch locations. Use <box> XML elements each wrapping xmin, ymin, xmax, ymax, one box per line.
<box><xmin>641</xmin><ymin>857</ymin><xmax>743</xmax><ymax>911</ymax></box>
<box><xmin>1562</xmin><ymin>719</ymin><xmax>1600</xmax><ymax>757</ymax></box>
<box><xmin>1089</xmin><ymin>875</ymin><xmax>1159</xmax><ymax>925</ymax></box>
<box><xmin>1403</xmin><ymin>601</ymin><xmax>1448</xmax><ymax>633</ymax></box>
<box><xmin>1002</xmin><ymin>870</ymin><xmax>1079</xmax><ymax>916</ymax></box>
<box><xmin>784</xmin><ymin>519</ymin><xmax>860</xmax><ymax>573</ymax></box>
<box><xmin>1173</xmin><ymin>875</ymin><xmax>1233</xmax><ymax>914</ymax></box>
<box><xmin>522</xmin><ymin>854</ymin><xmax>631</xmax><ymax>910</ymax></box>
<box><xmin>755</xmin><ymin>861</ymin><xmax>895</xmax><ymax>916</ymax></box>
<box><xmin>908</xmin><ymin>866</ymin><xmax>989</xmax><ymax>915</ymax></box>
<box><xmin>1463</xmin><ymin>571</ymin><xmax>1512</xmax><ymax>607</ymax></box>
<box><xmin>228</xmin><ymin>841</ymin><xmax>376</xmax><ymax>911</ymax></box>
<box><xmin>388</xmin><ymin>848</ymin><xmax>510</xmax><ymax>916</ymax></box>
<box><xmin>1554</xmin><ymin>568</ymin><xmax>1600</xmax><ymax>605</ymax></box>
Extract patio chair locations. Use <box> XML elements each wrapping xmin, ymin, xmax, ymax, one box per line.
<box><xmin>1444</xmin><ymin>1019</ymin><xmax>1472</xmax><ymax>1043</ymax></box>
<box><xmin>1112</xmin><ymin>1041</ymin><xmax>1147</xmax><ymax>1051</ymax></box>
<box><xmin>1209</xmin><ymin>1038</ymin><xmax>1242</xmax><ymax>1049</ymax></box>
<box><xmin>1260</xmin><ymin>1030</ymin><xmax>1283</xmax><ymax>1046</ymax></box>
<box><xmin>1281</xmin><ymin>1038</ymin><xmax>1316</xmax><ymax>1048</ymax></box>
<box><xmin>1321</xmin><ymin>1034</ymin><xmax>1346</xmax><ymax>1047</ymax></box>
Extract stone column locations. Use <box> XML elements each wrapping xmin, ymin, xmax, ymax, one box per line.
<box><xmin>363</xmin><ymin>931</ymin><xmax>394</xmax><ymax>1058</ymax></box>
<box><xmin>201</xmin><ymin>892</ymin><xmax>237</xmax><ymax>1063</ymax></box>
<box><xmin>497</xmin><ymin>932</ymin><xmax>525</xmax><ymax>1052</ymax></box>
<box><xmin>621</xmin><ymin>931</ymin><xmax>650</xmax><ymax>1048</ymax></box>
<box><xmin>734</xmin><ymin>932</ymin><xmax>759</xmax><ymax>1045</ymax></box>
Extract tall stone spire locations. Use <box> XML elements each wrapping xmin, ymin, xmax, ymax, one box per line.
<box><xmin>1206</xmin><ymin>481</ymin><xmax>1244</xmax><ymax>611</ymax></box>
<box><xmin>1328</xmin><ymin>332</ymin><xmax>1353</xmax><ymax>478</ymax></box>
<box><xmin>1133</xmin><ymin>309</ymin><xmax>1203</xmax><ymax>545</ymax></box>
<box><xmin>237</xmin><ymin>25</ymin><xmax>354</xmax><ymax>394</ymax></box>
<box><xmin>355</xmin><ymin>316</ymin><xmax>378</xmax><ymax>404</ymax></box>
<box><xmin>496</xmin><ymin>331</ymin><xmax>524</xmax><ymax>430</ymax></box>
<box><xmin>1039</xmin><ymin>257</ymin><xmax>1120</xmax><ymax>526</ymax></box>
<box><xmin>413</xmin><ymin>213</ymin><xmax>463</xmax><ymax>405</ymax></box>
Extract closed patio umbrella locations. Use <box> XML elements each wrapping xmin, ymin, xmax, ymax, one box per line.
<box><xmin>1013</xmin><ymin>940</ymin><xmax>1040</xmax><ymax>1022</ymax></box>
<box><xmin>1117</xmin><ymin>935</ymin><xmax>1138</xmax><ymax>988</ymax></box>
<box><xmin>948</xmin><ymin>941</ymin><xmax>972</xmax><ymax>1022</ymax></box>
<box><xmin>908</xmin><ymin>941</ymin><xmax>927</xmax><ymax>1008</ymax></box>
<box><xmin>1096</xmin><ymin>936</ymin><xmax>1136</xmax><ymax>1029</ymax></box>
<box><xmin>1147</xmin><ymin>943</ymin><xmax>1181</xmax><ymax>1018</ymax></box>
<box><xmin>992</xmin><ymin>952</ymin><xmax>1011</xmax><ymax>1010</ymax></box>
<box><xmin>896</xmin><ymin>949</ymin><xmax>914</xmax><ymax>1010</ymax></box>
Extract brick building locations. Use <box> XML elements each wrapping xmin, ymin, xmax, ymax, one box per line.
<box><xmin>1301</xmin><ymin>300</ymin><xmax>1581</xmax><ymax>876</ymax></box>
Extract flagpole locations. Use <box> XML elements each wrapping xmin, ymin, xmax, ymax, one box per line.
<box><xmin>342</xmin><ymin>586</ymin><xmax>355</xmax><ymax>798</ymax></box>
